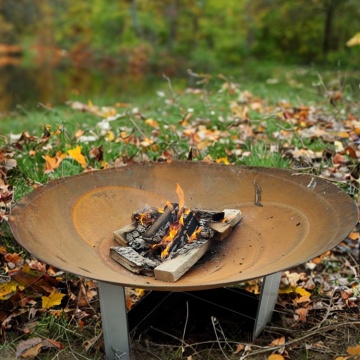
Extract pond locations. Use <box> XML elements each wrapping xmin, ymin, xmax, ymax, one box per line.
<box><xmin>0</xmin><ymin>64</ymin><xmax>184</xmax><ymax>113</ymax></box>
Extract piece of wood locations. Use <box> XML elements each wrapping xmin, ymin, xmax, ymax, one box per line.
<box><xmin>114</xmin><ymin>223</ymin><xmax>147</xmax><ymax>246</ymax></box>
<box><xmin>168</xmin><ymin>211</ymin><xmax>200</xmax><ymax>254</ymax></box>
<box><xmin>142</xmin><ymin>203</ymin><xmax>179</xmax><ymax>242</ymax></box>
<box><xmin>154</xmin><ymin>239</ymin><xmax>213</xmax><ymax>282</ymax></box>
<box><xmin>113</xmin><ymin>223</ymin><xmax>136</xmax><ymax>246</ymax></box>
<box><xmin>110</xmin><ymin>246</ymin><xmax>158</xmax><ymax>276</ymax></box>
<box><xmin>208</xmin><ymin>209</ymin><xmax>242</xmax><ymax>241</ymax></box>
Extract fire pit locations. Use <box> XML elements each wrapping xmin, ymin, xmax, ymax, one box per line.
<box><xmin>8</xmin><ymin>162</ymin><xmax>358</xmax><ymax>359</ymax></box>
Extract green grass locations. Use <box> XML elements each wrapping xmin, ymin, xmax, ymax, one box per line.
<box><xmin>1</xmin><ymin>62</ymin><xmax>360</xmax><ymax>359</ymax></box>
<box><xmin>0</xmin><ymin>62</ymin><xmax>357</xmax><ymax>203</ymax></box>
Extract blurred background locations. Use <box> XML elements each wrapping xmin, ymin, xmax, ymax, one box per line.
<box><xmin>0</xmin><ymin>0</ymin><xmax>359</xmax><ymax>112</ymax></box>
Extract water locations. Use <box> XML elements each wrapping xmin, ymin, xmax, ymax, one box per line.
<box><xmin>0</xmin><ymin>64</ymin><xmax>168</xmax><ymax>113</ymax></box>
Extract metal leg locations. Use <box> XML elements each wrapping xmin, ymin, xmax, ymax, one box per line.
<box><xmin>98</xmin><ymin>282</ymin><xmax>130</xmax><ymax>360</ymax></box>
<box><xmin>253</xmin><ymin>271</ymin><xmax>281</xmax><ymax>338</ymax></box>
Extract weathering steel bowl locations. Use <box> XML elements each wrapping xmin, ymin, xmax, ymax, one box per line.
<box><xmin>8</xmin><ymin>162</ymin><xmax>358</xmax><ymax>291</ymax></box>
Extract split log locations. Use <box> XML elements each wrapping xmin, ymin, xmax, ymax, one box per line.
<box><xmin>113</xmin><ymin>223</ymin><xmax>146</xmax><ymax>246</ymax></box>
<box><xmin>154</xmin><ymin>239</ymin><xmax>213</xmax><ymax>282</ymax></box>
<box><xmin>142</xmin><ymin>203</ymin><xmax>179</xmax><ymax>243</ymax></box>
<box><xmin>110</xmin><ymin>246</ymin><xmax>159</xmax><ymax>276</ymax></box>
<box><xmin>208</xmin><ymin>209</ymin><xmax>242</xmax><ymax>241</ymax></box>
<box><xmin>168</xmin><ymin>211</ymin><xmax>200</xmax><ymax>254</ymax></box>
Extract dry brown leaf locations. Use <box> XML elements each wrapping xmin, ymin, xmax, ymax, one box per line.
<box><xmin>269</xmin><ymin>336</ymin><xmax>285</xmax><ymax>347</ymax></box>
<box><xmin>233</xmin><ymin>343</ymin><xmax>245</xmax><ymax>354</ymax></box>
<box><xmin>295</xmin><ymin>307</ymin><xmax>308</xmax><ymax>322</ymax></box>
<box><xmin>16</xmin><ymin>338</ymin><xmax>43</xmax><ymax>358</ymax></box>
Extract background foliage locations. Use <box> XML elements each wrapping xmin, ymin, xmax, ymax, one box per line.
<box><xmin>1</xmin><ymin>0</ymin><xmax>360</xmax><ymax>75</ymax></box>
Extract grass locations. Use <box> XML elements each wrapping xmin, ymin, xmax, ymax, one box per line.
<box><xmin>1</xmin><ymin>62</ymin><xmax>360</xmax><ymax>359</ymax></box>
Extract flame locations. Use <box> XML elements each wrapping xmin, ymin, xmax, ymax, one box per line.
<box><xmin>166</xmin><ymin>201</ymin><xmax>174</xmax><ymax>211</ymax></box>
<box><xmin>160</xmin><ymin>222</ymin><xmax>181</xmax><ymax>259</ymax></box>
<box><xmin>187</xmin><ymin>226</ymin><xmax>202</xmax><ymax>242</ymax></box>
<box><xmin>176</xmin><ymin>183</ymin><xmax>185</xmax><ymax>217</ymax></box>
<box><xmin>138</xmin><ymin>213</ymin><xmax>146</xmax><ymax>225</ymax></box>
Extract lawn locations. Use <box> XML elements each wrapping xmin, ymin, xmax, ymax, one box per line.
<box><xmin>1</xmin><ymin>63</ymin><xmax>360</xmax><ymax>359</ymax></box>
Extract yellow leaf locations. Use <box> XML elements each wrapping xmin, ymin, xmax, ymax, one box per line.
<box><xmin>67</xmin><ymin>145</ymin><xmax>87</xmax><ymax>168</ymax></box>
<box><xmin>42</xmin><ymin>289</ymin><xmax>65</xmax><ymax>309</ymax></box>
<box><xmin>145</xmin><ymin>118</ymin><xmax>159</xmax><ymax>127</ymax></box>
<box><xmin>135</xmin><ymin>288</ymin><xmax>146</xmax><ymax>297</ymax></box>
<box><xmin>140</xmin><ymin>137</ymin><xmax>154</xmax><ymax>147</ymax></box>
<box><xmin>105</xmin><ymin>130</ymin><xmax>115</xmax><ymax>142</ymax></box>
<box><xmin>216</xmin><ymin>157</ymin><xmax>230</xmax><ymax>164</ymax></box>
<box><xmin>0</xmin><ymin>279</ymin><xmax>19</xmax><ymax>300</ymax></box>
<box><xmin>279</xmin><ymin>286</ymin><xmax>310</xmax><ymax>296</ymax></box>
<box><xmin>347</xmin><ymin>345</ymin><xmax>360</xmax><ymax>355</ymax></box>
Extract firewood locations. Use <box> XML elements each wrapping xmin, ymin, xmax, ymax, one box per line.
<box><xmin>113</xmin><ymin>223</ymin><xmax>147</xmax><ymax>246</ymax></box>
<box><xmin>114</xmin><ymin>223</ymin><xmax>136</xmax><ymax>246</ymax></box>
<box><xmin>168</xmin><ymin>211</ymin><xmax>200</xmax><ymax>254</ymax></box>
<box><xmin>208</xmin><ymin>209</ymin><xmax>242</xmax><ymax>241</ymax></box>
<box><xmin>154</xmin><ymin>239</ymin><xmax>213</xmax><ymax>282</ymax></box>
<box><xmin>142</xmin><ymin>203</ymin><xmax>179</xmax><ymax>243</ymax></box>
<box><xmin>110</xmin><ymin>246</ymin><xmax>159</xmax><ymax>276</ymax></box>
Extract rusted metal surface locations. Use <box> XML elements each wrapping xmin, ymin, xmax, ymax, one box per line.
<box><xmin>8</xmin><ymin>162</ymin><xmax>358</xmax><ymax>291</ymax></box>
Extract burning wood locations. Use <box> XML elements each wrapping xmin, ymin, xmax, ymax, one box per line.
<box><xmin>110</xmin><ymin>184</ymin><xmax>242</xmax><ymax>282</ymax></box>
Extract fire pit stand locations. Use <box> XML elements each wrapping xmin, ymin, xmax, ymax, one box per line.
<box><xmin>8</xmin><ymin>163</ymin><xmax>358</xmax><ymax>360</ymax></box>
<box><xmin>98</xmin><ymin>271</ymin><xmax>281</xmax><ymax>360</ymax></box>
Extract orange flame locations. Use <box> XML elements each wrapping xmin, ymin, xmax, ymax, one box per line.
<box><xmin>187</xmin><ymin>227</ymin><xmax>202</xmax><ymax>242</ymax></box>
<box><xmin>160</xmin><ymin>222</ymin><xmax>181</xmax><ymax>259</ymax></box>
<box><xmin>176</xmin><ymin>183</ymin><xmax>185</xmax><ymax>217</ymax></box>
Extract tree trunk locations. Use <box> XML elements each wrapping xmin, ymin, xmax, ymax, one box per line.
<box><xmin>130</xmin><ymin>0</ymin><xmax>141</xmax><ymax>37</ymax></box>
<box><xmin>167</xmin><ymin>0</ymin><xmax>180</xmax><ymax>51</ymax></box>
<box><xmin>322</xmin><ymin>0</ymin><xmax>344</xmax><ymax>59</ymax></box>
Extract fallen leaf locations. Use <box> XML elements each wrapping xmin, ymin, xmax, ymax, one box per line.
<box><xmin>16</xmin><ymin>337</ymin><xmax>62</xmax><ymax>358</ymax></box>
<box><xmin>233</xmin><ymin>344</ymin><xmax>245</xmax><ymax>354</ymax></box>
<box><xmin>105</xmin><ymin>130</ymin><xmax>115</xmax><ymax>142</ymax></box>
<box><xmin>42</xmin><ymin>289</ymin><xmax>66</xmax><ymax>309</ymax></box>
<box><xmin>4</xmin><ymin>252</ymin><xmax>22</xmax><ymax>264</ymax></box>
<box><xmin>16</xmin><ymin>337</ymin><xmax>43</xmax><ymax>358</ymax></box>
<box><xmin>216</xmin><ymin>157</ymin><xmax>230</xmax><ymax>164</ymax></box>
<box><xmin>43</xmin><ymin>151</ymin><xmax>67</xmax><ymax>173</ymax></box>
<box><xmin>145</xmin><ymin>118</ymin><xmax>159</xmax><ymax>127</ymax></box>
<box><xmin>67</xmin><ymin>145</ymin><xmax>87</xmax><ymax>168</ymax></box>
<box><xmin>0</xmin><ymin>279</ymin><xmax>19</xmax><ymax>300</ymax></box>
<box><xmin>268</xmin><ymin>355</ymin><xmax>285</xmax><ymax>360</ymax></box>
<box><xmin>279</xmin><ymin>286</ymin><xmax>311</xmax><ymax>303</ymax></box>
<box><xmin>295</xmin><ymin>307</ymin><xmax>308</xmax><ymax>322</ymax></box>
<box><xmin>269</xmin><ymin>336</ymin><xmax>285</xmax><ymax>347</ymax></box>
<box><xmin>348</xmin><ymin>232</ymin><xmax>359</xmax><ymax>240</ymax></box>
<box><xmin>347</xmin><ymin>345</ymin><xmax>360</xmax><ymax>355</ymax></box>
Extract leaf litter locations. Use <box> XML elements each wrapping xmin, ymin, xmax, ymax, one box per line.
<box><xmin>0</xmin><ymin>77</ymin><xmax>360</xmax><ymax>359</ymax></box>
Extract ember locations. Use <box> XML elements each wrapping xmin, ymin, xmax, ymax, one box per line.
<box><xmin>111</xmin><ymin>184</ymin><xmax>242</xmax><ymax>282</ymax></box>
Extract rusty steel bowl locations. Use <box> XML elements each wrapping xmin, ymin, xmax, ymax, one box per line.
<box><xmin>8</xmin><ymin>162</ymin><xmax>358</xmax><ymax>291</ymax></box>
